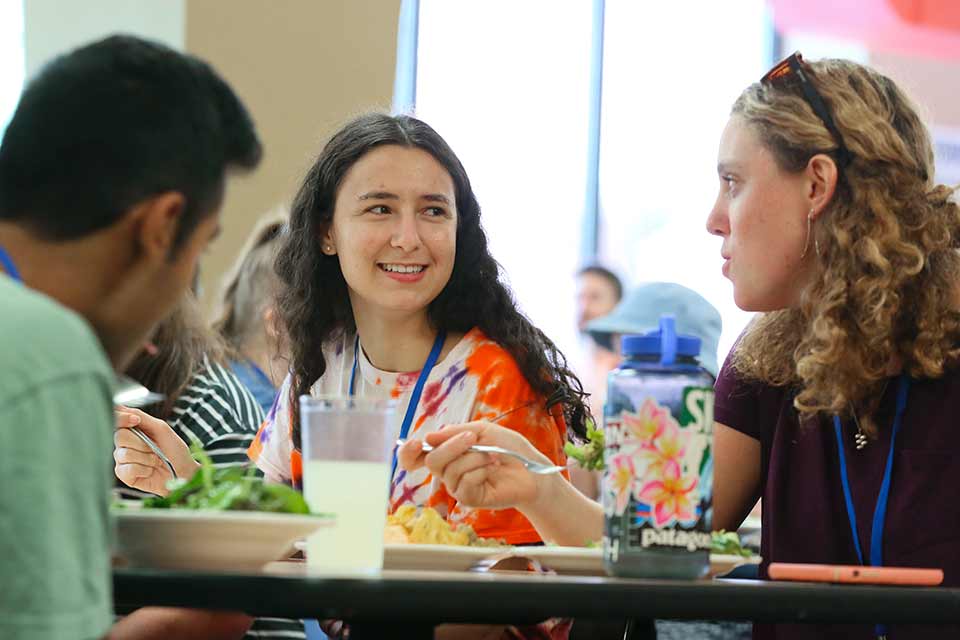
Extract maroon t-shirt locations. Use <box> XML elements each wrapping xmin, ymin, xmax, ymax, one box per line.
<box><xmin>715</xmin><ymin>355</ymin><xmax>960</xmax><ymax>639</ymax></box>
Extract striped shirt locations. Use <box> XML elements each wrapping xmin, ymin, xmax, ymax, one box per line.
<box><xmin>167</xmin><ymin>360</ymin><xmax>307</xmax><ymax>640</ymax></box>
<box><xmin>116</xmin><ymin>360</ymin><xmax>304</xmax><ymax>638</ymax></box>
<box><xmin>167</xmin><ymin>356</ymin><xmax>264</xmax><ymax>467</ymax></box>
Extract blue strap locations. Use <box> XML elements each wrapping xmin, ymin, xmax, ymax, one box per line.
<box><xmin>349</xmin><ymin>330</ymin><xmax>447</xmax><ymax>480</ymax></box>
<box><xmin>833</xmin><ymin>416</ymin><xmax>865</xmax><ymax>564</ymax></box>
<box><xmin>0</xmin><ymin>245</ymin><xmax>22</xmax><ymax>283</ymax></box>
<box><xmin>349</xmin><ymin>335</ymin><xmax>360</xmax><ymax>396</ymax></box>
<box><xmin>870</xmin><ymin>376</ymin><xmax>910</xmax><ymax>568</ymax></box>
<box><xmin>833</xmin><ymin>373</ymin><xmax>910</xmax><ymax>640</ymax></box>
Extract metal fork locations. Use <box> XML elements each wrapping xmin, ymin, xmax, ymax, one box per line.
<box><xmin>396</xmin><ymin>439</ymin><xmax>568</xmax><ymax>475</ymax></box>
<box><xmin>113</xmin><ymin>376</ymin><xmax>178</xmax><ymax>480</ymax></box>
<box><xmin>129</xmin><ymin>427</ymin><xmax>178</xmax><ymax>480</ymax></box>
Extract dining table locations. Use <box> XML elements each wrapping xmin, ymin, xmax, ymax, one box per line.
<box><xmin>114</xmin><ymin>561</ymin><xmax>960</xmax><ymax>639</ymax></box>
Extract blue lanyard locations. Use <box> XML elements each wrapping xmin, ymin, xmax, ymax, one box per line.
<box><xmin>0</xmin><ymin>245</ymin><xmax>22</xmax><ymax>283</ymax></box>
<box><xmin>832</xmin><ymin>373</ymin><xmax>910</xmax><ymax>640</ymax></box>
<box><xmin>244</xmin><ymin>359</ymin><xmax>274</xmax><ymax>388</ymax></box>
<box><xmin>349</xmin><ymin>329</ymin><xmax>447</xmax><ymax>480</ymax></box>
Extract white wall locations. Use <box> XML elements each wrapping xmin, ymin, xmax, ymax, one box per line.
<box><xmin>0</xmin><ymin>1</ymin><xmax>25</xmax><ymax>134</ymax></box>
<box><xmin>23</xmin><ymin>0</ymin><xmax>185</xmax><ymax>78</ymax></box>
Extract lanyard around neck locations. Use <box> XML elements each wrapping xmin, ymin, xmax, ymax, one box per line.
<box><xmin>832</xmin><ymin>373</ymin><xmax>910</xmax><ymax>640</ymax></box>
<box><xmin>349</xmin><ymin>329</ymin><xmax>447</xmax><ymax>480</ymax></box>
<box><xmin>0</xmin><ymin>245</ymin><xmax>22</xmax><ymax>283</ymax></box>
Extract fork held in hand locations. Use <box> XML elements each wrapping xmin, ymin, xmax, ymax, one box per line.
<box><xmin>396</xmin><ymin>439</ymin><xmax>568</xmax><ymax>475</ymax></box>
<box><xmin>129</xmin><ymin>427</ymin><xmax>178</xmax><ymax>480</ymax></box>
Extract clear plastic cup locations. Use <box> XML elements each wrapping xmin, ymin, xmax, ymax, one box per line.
<box><xmin>300</xmin><ymin>395</ymin><xmax>395</xmax><ymax>575</ymax></box>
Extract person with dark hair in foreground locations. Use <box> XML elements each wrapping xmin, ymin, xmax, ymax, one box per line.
<box><xmin>0</xmin><ymin>34</ymin><xmax>261</xmax><ymax>640</ymax></box>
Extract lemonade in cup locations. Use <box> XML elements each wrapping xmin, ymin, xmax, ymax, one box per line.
<box><xmin>300</xmin><ymin>395</ymin><xmax>395</xmax><ymax>574</ymax></box>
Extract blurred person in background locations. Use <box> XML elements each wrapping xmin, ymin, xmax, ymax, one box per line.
<box><xmin>570</xmin><ymin>282</ymin><xmax>722</xmax><ymax>500</ymax></box>
<box><xmin>575</xmin><ymin>264</ymin><xmax>623</xmax><ymax>338</ymax></box>
<box><xmin>118</xmin><ymin>293</ymin><xmax>263</xmax><ymax>480</ymax></box>
<box><xmin>0</xmin><ymin>34</ymin><xmax>261</xmax><ymax>640</ymax></box>
<box><xmin>571</xmin><ymin>265</ymin><xmax>623</xmax><ymax>485</ymax></box>
<box><xmin>212</xmin><ymin>211</ymin><xmax>290</xmax><ymax>414</ymax></box>
<box><xmin>586</xmin><ymin>282</ymin><xmax>722</xmax><ymax>379</ymax></box>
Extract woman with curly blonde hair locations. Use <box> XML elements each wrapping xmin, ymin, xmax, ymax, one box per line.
<box><xmin>705</xmin><ymin>53</ymin><xmax>960</xmax><ymax>639</ymax></box>
<box><xmin>400</xmin><ymin>54</ymin><xmax>960</xmax><ymax>639</ymax></box>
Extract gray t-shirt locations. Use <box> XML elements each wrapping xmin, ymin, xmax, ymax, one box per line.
<box><xmin>0</xmin><ymin>275</ymin><xmax>115</xmax><ymax>640</ymax></box>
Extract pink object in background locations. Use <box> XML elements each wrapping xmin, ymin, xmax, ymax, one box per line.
<box><xmin>770</xmin><ymin>0</ymin><xmax>960</xmax><ymax>59</ymax></box>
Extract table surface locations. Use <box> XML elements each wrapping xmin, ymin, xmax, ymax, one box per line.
<box><xmin>114</xmin><ymin>562</ymin><xmax>960</xmax><ymax>626</ymax></box>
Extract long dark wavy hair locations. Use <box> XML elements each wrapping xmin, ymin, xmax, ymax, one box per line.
<box><xmin>277</xmin><ymin>113</ymin><xmax>590</xmax><ymax>448</ymax></box>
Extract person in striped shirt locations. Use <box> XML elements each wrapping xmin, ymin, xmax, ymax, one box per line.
<box><xmin>117</xmin><ymin>294</ymin><xmax>263</xmax><ymax>484</ymax></box>
<box><xmin>117</xmin><ymin>295</ymin><xmax>309</xmax><ymax>640</ymax></box>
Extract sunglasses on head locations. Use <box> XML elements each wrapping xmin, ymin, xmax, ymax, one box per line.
<box><xmin>761</xmin><ymin>51</ymin><xmax>853</xmax><ymax>168</ymax></box>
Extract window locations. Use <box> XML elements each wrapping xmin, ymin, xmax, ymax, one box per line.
<box><xmin>411</xmin><ymin>1</ymin><xmax>779</xmax><ymax>362</ymax></box>
<box><xmin>597</xmin><ymin>0</ymin><xmax>769</xmax><ymax>359</ymax></box>
<box><xmin>415</xmin><ymin>0</ymin><xmax>595</xmax><ymax>361</ymax></box>
<box><xmin>0</xmin><ymin>0</ymin><xmax>25</xmax><ymax>138</ymax></box>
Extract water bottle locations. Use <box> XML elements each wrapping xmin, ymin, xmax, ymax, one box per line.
<box><xmin>602</xmin><ymin>315</ymin><xmax>715</xmax><ymax>579</ymax></box>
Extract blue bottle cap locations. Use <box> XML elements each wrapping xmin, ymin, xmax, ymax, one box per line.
<box><xmin>621</xmin><ymin>315</ymin><xmax>702</xmax><ymax>367</ymax></box>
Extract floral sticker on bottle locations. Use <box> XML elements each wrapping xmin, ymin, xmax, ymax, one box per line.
<box><xmin>603</xmin><ymin>388</ymin><xmax>713</xmax><ymax>553</ymax></box>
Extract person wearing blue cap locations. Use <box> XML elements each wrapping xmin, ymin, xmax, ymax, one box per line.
<box><xmin>586</xmin><ymin>282</ymin><xmax>723</xmax><ymax>378</ymax></box>
<box><xmin>569</xmin><ymin>283</ymin><xmax>722</xmax><ymax>501</ymax></box>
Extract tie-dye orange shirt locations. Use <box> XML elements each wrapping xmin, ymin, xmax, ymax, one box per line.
<box><xmin>248</xmin><ymin>328</ymin><xmax>568</xmax><ymax>544</ymax></box>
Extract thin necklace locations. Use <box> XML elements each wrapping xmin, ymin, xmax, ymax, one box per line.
<box><xmin>848</xmin><ymin>378</ymin><xmax>891</xmax><ymax>451</ymax></box>
<box><xmin>849</xmin><ymin>408</ymin><xmax>869</xmax><ymax>450</ymax></box>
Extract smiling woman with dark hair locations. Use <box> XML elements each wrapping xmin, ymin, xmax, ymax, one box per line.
<box><xmin>250</xmin><ymin>113</ymin><xmax>589</xmax><ymax>542</ymax></box>
<box><xmin>119</xmin><ymin>112</ymin><xmax>590</xmax><ymax>540</ymax></box>
<box><xmin>118</xmin><ymin>112</ymin><xmax>588</xmax><ymax>639</ymax></box>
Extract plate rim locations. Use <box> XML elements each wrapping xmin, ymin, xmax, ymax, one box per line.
<box><xmin>112</xmin><ymin>508</ymin><xmax>335</xmax><ymax>526</ymax></box>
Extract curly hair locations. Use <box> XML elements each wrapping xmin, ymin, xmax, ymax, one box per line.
<box><xmin>276</xmin><ymin>113</ymin><xmax>590</xmax><ymax>448</ymax></box>
<box><xmin>730</xmin><ymin>58</ymin><xmax>960</xmax><ymax>435</ymax></box>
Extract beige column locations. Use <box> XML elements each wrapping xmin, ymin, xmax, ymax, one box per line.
<box><xmin>185</xmin><ymin>0</ymin><xmax>402</xmax><ymax>310</ymax></box>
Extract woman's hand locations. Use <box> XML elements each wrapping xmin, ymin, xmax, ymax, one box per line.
<box><xmin>114</xmin><ymin>406</ymin><xmax>199</xmax><ymax>496</ymax></box>
<box><xmin>398</xmin><ymin>422</ymin><xmax>554</xmax><ymax>511</ymax></box>
<box><xmin>399</xmin><ymin>421</ymin><xmax>605</xmax><ymax>546</ymax></box>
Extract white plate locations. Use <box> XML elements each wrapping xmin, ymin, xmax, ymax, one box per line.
<box><xmin>708</xmin><ymin>553</ymin><xmax>761</xmax><ymax>578</ymax></box>
<box><xmin>513</xmin><ymin>545</ymin><xmax>604</xmax><ymax>574</ymax></box>
<box><xmin>114</xmin><ymin>509</ymin><xmax>334</xmax><ymax>572</ymax></box>
<box><xmin>383</xmin><ymin>544</ymin><xmax>604</xmax><ymax>575</ymax></box>
<box><xmin>515</xmin><ymin>548</ymin><xmax>759</xmax><ymax>578</ymax></box>
<box><xmin>383</xmin><ymin>543</ymin><xmax>504</xmax><ymax>571</ymax></box>
<box><xmin>381</xmin><ymin>543</ymin><xmax>759</xmax><ymax>578</ymax></box>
